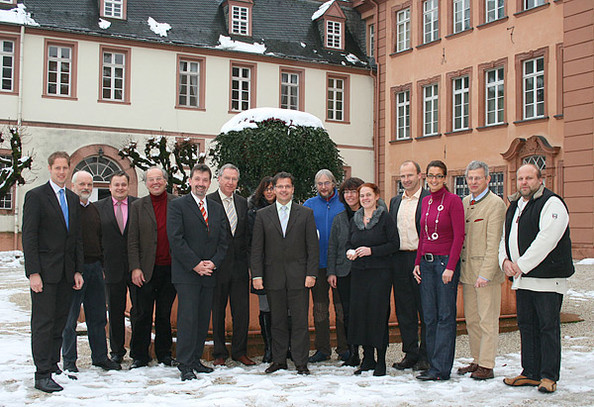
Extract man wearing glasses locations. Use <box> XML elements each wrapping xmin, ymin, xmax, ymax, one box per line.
<box><xmin>388</xmin><ymin>161</ymin><xmax>430</xmax><ymax>372</ymax></box>
<box><xmin>458</xmin><ymin>161</ymin><xmax>506</xmax><ymax>380</ymax></box>
<box><xmin>303</xmin><ymin>169</ymin><xmax>349</xmax><ymax>363</ymax></box>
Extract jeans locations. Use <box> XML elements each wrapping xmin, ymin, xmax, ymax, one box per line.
<box><xmin>516</xmin><ymin>289</ymin><xmax>563</xmax><ymax>381</ymax></box>
<box><xmin>62</xmin><ymin>261</ymin><xmax>109</xmax><ymax>365</ymax></box>
<box><xmin>419</xmin><ymin>255</ymin><xmax>460</xmax><ymax>379</ymax></box>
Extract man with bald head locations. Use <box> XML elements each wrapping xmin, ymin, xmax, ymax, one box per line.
<box><xmin>62</xmin><ymin>171</ymin><xmax>120</xmax><ymax>372</ymax></box>
<box><xmin>499</xmin><ymin>164</ymin><xmax>574</xmax><ymax>394</ymax></box>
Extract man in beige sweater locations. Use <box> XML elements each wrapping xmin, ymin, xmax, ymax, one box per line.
<box><xmin>458</xmin><ymin>161</ymin><xmax>506</xmax><ymax>380</ymax></box>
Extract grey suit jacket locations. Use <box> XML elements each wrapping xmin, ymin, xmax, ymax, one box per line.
<box><xmin>127</xmin><ymin>192</ymin><xmax>176</xmax><ymax>282</ymax></box>
<box><xmin>96</xmin><ymin>195</ymin><xmax>137</xmax><ymax>284</ymax></box>
<box><xmin>251</xmin><ymin>202</ymin><xmax>319</xmax><ymax>290</ymax></box>
<box><xmin>207</xmin><ymin>191</ymin><xmax>249</xmax><ymax>282</ymax></box>
<box><xmin>167</xmin><ymin>194</ymin><xmax>230</xmax><ymax>287</ymax></box>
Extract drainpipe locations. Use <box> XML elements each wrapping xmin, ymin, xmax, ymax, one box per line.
<box><xmin>14</xmin><ymin>25</ymin><xmax>25</xmax><ymax>251</ymax></box>
<box><xmin>368</xmin><ymin>0</ymin><xmax>380</xmax><ymax>185</ymax></box>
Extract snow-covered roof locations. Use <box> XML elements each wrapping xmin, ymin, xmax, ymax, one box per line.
<box><xmin>312</xmin><ymin>0</ymin><xmax>335</xmax><ymax>21</ymax></box>
<box><xmin>0</xmin><ymin>4</ymin><xmax>39</xmax><ymax>26</ymax></box>
<box><xmin>215</xmin><ymin>35</ymin><xmax>266</xmax><ymax>54</ymax></box>
<box><xmin>220</xmin><ymin>108</ymin><xmax>325</xmax><ymax>134</ymax></box>
<box><xmin>147</xmin><ymin>17</ymin><xmax>171</xmax><ymax>37</ymax></box>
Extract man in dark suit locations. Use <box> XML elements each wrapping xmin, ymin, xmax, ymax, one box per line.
<box><xmin>127</xmin><ymin>167</ymin><xmax>177</xmax><ymax>368</ymax></box>
<box><xmin>167</xmin><ymin>164</ymin><xmax>230</xmax><ymax>381</ymax></box>
<box><xmin>22</xmin><ymin>151</ymin><xmax>84</xmax><ymax>393</ymax></box>
<box><xmin>251</xmin><ymin>172</ymin><xmax>319</xmax><ymax>375</ymax></box>
<box><xmin>388</xmin><ymin>160</ymin><xmax>430</xmax><ymax>371</ymax></box>
<box><xmin>95</xmin><ymin>171</ymin><xmax>137</xmax><ymax>364</ymax></box>
<box><xmin>207</xmin><ymin>163</ymin><xmax>254</xmax><ymax>367</ymax></box>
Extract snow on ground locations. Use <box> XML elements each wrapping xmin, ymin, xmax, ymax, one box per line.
<box><xmin>0</xmin><ymin>4</ymin><xmax>39</xmax><ymax>26</ymax></box>
<box><xmin>216</xmin><ymin>35</ymin><xmax>266</xmax><ymax>54</ymax></box>
<box><xmin>578</xmin><ymin>258</ymin><xmax>594</xmax><ymax>265</ymax></box>
<box><xmin>220</xmin><ymin>107</ymin><xmax>325</xmax><ymax>134</ymax></box>
<box><xmin>1</xmin><ymin>253</ymin><xmax>594</xmax><ymax>406</ymax></box>
<box><xmin>147</xmin><ymin>17</ymin><xmax>171</xmax><ymax>37</ymax></box>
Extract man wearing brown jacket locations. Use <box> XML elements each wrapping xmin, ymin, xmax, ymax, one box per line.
<box><xmin>458</xmin><ymin>161</ymin><xmax>506</xmax><ymax>380</ymax></box>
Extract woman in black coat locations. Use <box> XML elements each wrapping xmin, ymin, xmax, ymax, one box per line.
<box><xmin>247</xmin><ymin>176</ymin><xmax>276</xmax><ymax>363</ymax></box>
<box><xmin>346</xmin><ymin>183</ymin><xmax>398</xmax><ymax>376</ymax></box>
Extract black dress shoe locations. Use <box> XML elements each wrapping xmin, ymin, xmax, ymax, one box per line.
<box><xmin>179</xmin><ymin>365</ymin><xmax>197</xmax><ymax>381</ymax></box>
<box><xmin>63</xmin><ymin>362</ymin><xmax>79</xmax><ymax>373</ymax></box>
<box><xmin>35</xmin><ymin>377</ymin><xmax>63</xmax><ymax>393</ymax></box>
<box><xmin>354</xmin><ymin>359</ymin><xmax>376</xmax><ymax>375</ymax></box>
<box><xmin>111</xmin><ymin>354</ymin><xmax>123</xmax><ymax>364</ymax></box>
<box><xmin>159</xmin><ymin>356</ymin><xmax>180</xmax><ymax>367</ymax></box>
<box><xmin>265</xmin><ymin>362</ymin><xmax>288</xmax><ymax>374</ymax></box>
<box><xmin>393</xmin><ymin>356</ymin><xmax>417</xmax><ymax>370</ymax></box>
<box><xmin>413</xmin><ymin>360</ymin><xmax>431</xmax><ymax>371</ymax></box>
<box><xmin>93</xmin><ymin>358</ymin><xmax>122</xmax><ymax>371</ymax></box>
<box><xmin>192</xmin><ymin>361</ymin><xmax>214</xmax><ymax>373</ymax></box>
<box><xmin>296</xmin><ymin>365</ymin><xmax>310</xmax><ymax>375</ymax></box>
<box><xmin>416</xmin><ymin>371</ymin><xmax>449</xmax><ymax>381</ymax></box>
<box><xmin>130</xmin><ymin>359</ymin><xmax>149</xmax><ymax>369</ymax></box>
<box><xmin>51</xmin><ymin>365</ymin><xmax>62</xmax><ymax>375</ymax></box>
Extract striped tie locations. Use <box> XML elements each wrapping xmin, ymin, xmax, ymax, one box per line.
<box><xmin>224</xmin><ymin>197</ymin><xmax>237</xmax><ymax>236</ymax></box>
<box><xmin>199</xmin><ymin>200</ymin><xmax>208</xmax><ymax>228</ymax></box>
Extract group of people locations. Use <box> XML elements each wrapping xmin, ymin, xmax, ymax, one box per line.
<box><xmin>22</xmin><ymin>151</ymin><xmax>573</xmax><ymax>395</ymax></box>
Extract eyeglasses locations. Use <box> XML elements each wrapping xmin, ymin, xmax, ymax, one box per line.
<box><xmin>343</xmin><ymin>190</ymin><xmax>358</xmax><ymax>196</ymax></box>
<box><xmin>426</xmin><ymin>174</ymin><xmax>445</xmax><ymax>180</ymax></box>
<box><xmin>147</xmin><ymin>177</ymin><xmax>165</xmax><ymax>183</ymax></box>
<box><xmin>317</xmin><ymin>181</ymin><xmax>333</xmax><ymax>188</ymax></box>
<box><xmin>264</xmin><ymin>187</ymin><xmax>274</xmax><ymax>192</ymax></box>
<box><xmin>466</xmin><ymin>176</ymin><xmax>485</xmax><ymax>182</ymax></box>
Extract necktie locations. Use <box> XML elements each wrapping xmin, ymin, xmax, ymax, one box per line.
<box><xmin>224</xmin><ymin>197</ymin><xmax>237</xmax><ymax>236</ymax></box>
<box><xmin>280</xmin><ymin>205</ymin><xmax>289</xmax><ymax>237</ymax></box>
<box><xmin>199</xmin><ymin>200</ymin><xmax>209</xmax><ymax>228</ymax></box>
<box><xmin>58</xmin><ymin>189</ymin><xmax>69</xmax><ymax>230</ymax></box>
<box><xmin>115</xmin><ymin>201</ymin><xmax>125</xmax><ymax>234</ymax></box>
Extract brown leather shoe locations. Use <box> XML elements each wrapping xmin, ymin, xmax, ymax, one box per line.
<box><xmin>503</xmin><ymin>374</ymin><xmax>540</xmax><ymax>387</ymax></box>
<box><xmin>457</xmin><ymin>363</ymin><xmax>478</xmax><ymax>375</ymax></box>
<box><xmin>538</xmin><ymin>378</ymin><xmax>557</xmax><ymax>393</ymax></box>
<box><xmin>471</xmin><ymin>366</ymin><xmax>494</xmax><ymax>380</ymax></box>
<box><xmin>213</xmin><ymin>357</ymin><xmax>226</xmax><ymax>366</ymax></box>
<box><xmin>233</xmin><ymin>355</ymin><xmax>256</xmax><ymax>366</ymax></box>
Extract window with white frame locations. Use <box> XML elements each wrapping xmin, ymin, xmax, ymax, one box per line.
<box><xmin>104</xmin><ymin>0</ymin><xmax>124</xmax><ymax>19</ymax></box>
<box><xmin>423</xmin><ymin>0</ymin><xmax>439</xmax><ymax>44</ymax></box>
<box><xmin>102</xmin><ymin>51</ymin><xmax>125</xmax><ymax>101</ymax></box>
<box><xmin>231</xmin><ymin>65</ymin><xmax>251</xmax><ymax>112</ymax></box>
<box><xmin>1</xmin><ymin>39</ymin><xmax>14</xmax><ymax>92</ymax></box>
<box><xmin>327</xmin><ymin>77</ymin><xmax>345</xmax><ymax>121</ymax></box>
<box><xmin>453</xmin><ymin>0</ymin><xmax>470</xmax><ymax>34</ymax></box>
<box><xmin>525</xmin><ymin>0</ymin><xmax>545</xmax><ymax>11</ymax></box>
<box><xmin>452</xmin><ymin>76</ymin><xmax>469</xmax><ymax>131</ymax></box>
<box><xmin>231</xmin><ymin>5</ymin><xmax>249</xmax><ymax>35</ymax></box>
<box><xmin>486</xmin><ymin>0</ymin><xmax>505</xmax><ymax>22</ymax></box>
<box><xmin>485</xmin><ymin>67</ymin><xmax>504</xmax><ymax>125</ymax></box>
<box><xmin>454</xmin><ymin>175</ymin><xmax>469</xmax><ymax>198</ymax></box>
<box><xmin>326</xmin><ymin>21</ymin><xmax>342</xmax><ymax>49</ymax></box>
<box><xmin>423</xmin><ymin>83</ymin><xmax>438</xmax><ymax>136</ymax></box>
<box><xmin>281</xmin><ymin>72</ymin><xmax>299</xmax><ymax>110</ymax></box>
<box><xmin>368</xmin><ymin>24</ymin><xmax>375</xmax><ymax>59</ymax></box>
<box><xmin>489</xmin><ymin>171</ymin><xmax>504</xmax><ymax>198</ymax></box>
<box><xmin>0</xmin><ymin>156</ymin><xmax>12</xmax><ymax>210</ymax></box>
<box><xmin>523</xmin><ymin>57</ymin><xmax>544</xmax><ymax>119</ymax></box>
<box><xmin>47</xmin><ymin>45</ymin><xmax>72</xmax><ymax>96</ymax></box>
<box><xmin>396</xmin><ymin>8</ymin><xmax>410</xmax><ymax>52</ymax></box>
<box><xmin>178</xmin><ymin>59</ymin><xmax>200</xmax><ymax>108</ymax></box>
<box><xmin>523</xmin><ymin>155</ymin><xmax>546</xmax><ymax>171</ymax></box>
<box><xmin>395</xmin><ymin>90</ymin><xmax>410</xmax><ymax>140</ymax></box>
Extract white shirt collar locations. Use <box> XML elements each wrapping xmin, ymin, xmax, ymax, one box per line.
<box><xmin>191</xmin><ymin>192</ymin><xmax>208</xmax><ymax>211</ymax></box>
<box><xmin>275</xmin><ymin>200</ymin><xmax>292</xmax><ymax>213</ymax></box>
<box><xmin>49</xmin><ymin>179</ymin><xmax>65</xmax><ymax>195</ymax></box>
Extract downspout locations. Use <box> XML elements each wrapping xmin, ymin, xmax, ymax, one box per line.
<box><xmin>14</xmin><ymin>25</ymin><xmax>25</xmax><ymax>250</ymax></box>
<box><xmin>368</xmin><ymin>0</ymin><xmax>380</xmax><ymax>185</ymax></box>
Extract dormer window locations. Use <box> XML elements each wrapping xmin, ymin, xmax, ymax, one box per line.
<box><xmin>225</xmin><ymin>0</ymin><xmax>253</xmax><ymax>37</ymax></box>
<box><xmin>312</xmin><ymin>0</ymin><xmax>347</xmax><ymax>51</ymax></box>
<box><xmin>326</xmin><ymin>20</ymin><xmax>342</xmax><ymax>49</ymax></box>
<box><xmin>101</xmin><ymin>0</ymin><xmax>126</xmax><ymax>20</ymax></box>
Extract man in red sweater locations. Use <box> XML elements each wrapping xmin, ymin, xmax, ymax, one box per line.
<box><xmin>127</xmin><ymin>167</ymin><xmax>177</xmax><ymax>368</ymax></box>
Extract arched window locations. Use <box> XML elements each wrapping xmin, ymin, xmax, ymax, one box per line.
<box><xmin>73</xmin><ymin>155</ymin><xmax>123</xmax><ymax>201</ymax></box>
<box><xmin>522</xmin><ymin>154</ymin><xmax>546</xmax><ymax>171</ymax></box>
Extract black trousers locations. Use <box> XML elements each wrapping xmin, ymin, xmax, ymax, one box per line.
<box><xmin>516</xmin><ymin>289</ymin><xmax>563</xmax><ymax>382</ymax></box>
<box><xmin>212</xmin><ymin>278</ymin><xmax>250</xmax><ymax>359</ymax></box>
<box><xmin>267</xmin><ymin>288</ymin><xmax>310</xmax><ymax>366</ymax></box>
<box><xmin>129</xmin><ymin>264</ymin><xmax>176</xmax><ymax>362</ymax></box>
<box><xmin>391</xmin><ymin>250</ymin><xmax>427</xmax><ymax>361</ymax></box>
<box><xmin>336</xmin><ymin>274</ymin><xmax>352</xmax><ymax>344</ymax></box>
<box><xmin>31</xmin><ymin>276</ymin><xmax>73</xmax><ymax>378</ymax></box>
<box><xmin>175</xmin><ymin>283</ymin><xmax>214</xmax><ymax>367</ymax></box>
<box><xmin>106</xmin><ymin>279</ymin><xmax>130</xmax><ymax>359</ymax></box>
